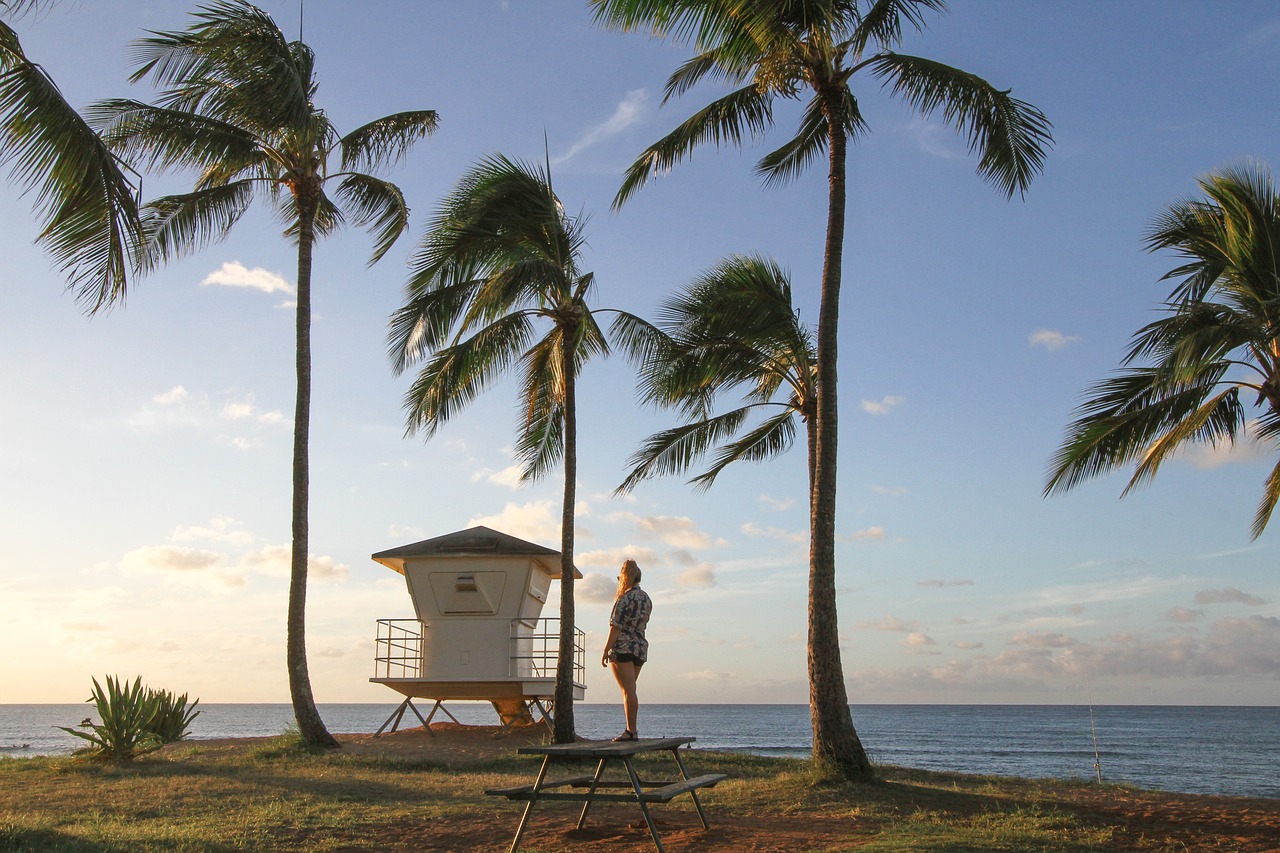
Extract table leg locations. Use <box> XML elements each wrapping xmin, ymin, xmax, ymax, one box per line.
<box><xmin>672</xmin><ymin>748</ymin><xmax>710</xmax><ymax>830</ymax></box>
<box><xmin>508</xmin><ymin>755</ymin><xmax>551</xmax><ymax>853</ymax></box>
<box><xmin>623</xmin><ymin>757</ymin><xmax>666</xmax><ymax>853</ymax></box>
<box><xmin>575</xmin><ymin>758</ymin><xmax>609</xmax><ymax>829</ymax></box>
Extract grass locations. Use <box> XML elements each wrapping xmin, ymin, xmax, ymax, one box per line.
<box><xmin>0</xmin><ymin>737</ymin><xmax>1273</xmax><ymax>852</ymax></box>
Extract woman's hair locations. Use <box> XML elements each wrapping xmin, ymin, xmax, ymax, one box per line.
<box><xmin>616</xmin><ymin>559</ymin><xmax>641</xmax><ymax>599</ymax></box>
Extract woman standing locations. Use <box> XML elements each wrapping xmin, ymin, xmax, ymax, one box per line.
<box><xmin>601</xmin><ymin>559</ymin><xmax>651</xmax><ymax>741</ymax></box>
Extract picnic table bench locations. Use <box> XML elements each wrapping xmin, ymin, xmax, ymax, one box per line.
<box><xmin>485</xmin><ymin>736</ymin><xmax>726</xmax><ymax>853</ymax></box>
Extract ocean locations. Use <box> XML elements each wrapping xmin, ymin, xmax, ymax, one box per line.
<box><xmin>2</xmin><ymin>703</ymin><xmax>1276</xmax><ymax>799</ymax></box>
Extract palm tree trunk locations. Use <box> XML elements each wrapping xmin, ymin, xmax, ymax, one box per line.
<box><xmin>288</xmin><ymin>185</ymin><xmax>338</xmax><ymax>750</ymax></box>
<box><xmin>810</xmin><ymin>93</ymin><xmax>873</xmax><ymax>781</ymax></box>
<box><xmin>553</xmin><ymin>324</ymin><xmax>578</xmax><ymax>744</ymax></box>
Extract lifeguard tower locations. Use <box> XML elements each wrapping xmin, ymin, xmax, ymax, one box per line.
<box><xmin>369</xmin><ymin>525</ymin><xmax>585</xmax><ymax>733</ymax></box>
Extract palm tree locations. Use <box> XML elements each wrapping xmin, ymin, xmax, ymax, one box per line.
<box><xmin>593</xmin><ymin>0</ymin><xmax>1052</xmax><ymax>779</ymax></box>
<box><xmin>0</xmin><ymin>0</ymin><xmax>140</xmax><ymax>311</ymax></box>
<box><xmin>1047</xmin><ymin>162</ymin><xmax>1280</xmax><ymax>541</ymax></box>
<box><xmin>388</xmin><ymin>154</ymin><xmax>648</xmax><ymax>744</ymax></box>
<box><xmin>618</xmin><ymin>253</ymin><xmax>817</xmax><ymax>497</ymax></box>
<box><xmin>92</xmin><ymin>0</ymin><xmax>438</xmax><ymax>748</ymax></box>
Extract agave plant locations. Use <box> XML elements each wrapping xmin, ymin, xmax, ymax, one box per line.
<box><xmin>58</xmin><ymin>675</ymin><xmax>162</xmax><ymax>762</ymax></box>
<box><xmin>144</xmin><ymin>688</ymin><xmax>200</xmax><ymax>744</ymax></box>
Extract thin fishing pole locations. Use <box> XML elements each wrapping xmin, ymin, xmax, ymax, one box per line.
<box><xmin>1086</xmin><ymin>674</ymin><xmax>1102</xmax><ymax>783</ymax></box>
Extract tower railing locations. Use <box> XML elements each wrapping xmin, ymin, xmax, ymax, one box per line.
<box><xmin>509</xmin><ymin>617</ymin><xmax>585</xmax><ymax>685</ymax></box>
<box><xmin>372</xmin><ymin>618</ymin><xmax>424</xmax><ymax>679</ymax></box>
<box><xmin>372</xmin><ymin>617</ymin><xmax>585</xmax><ymax>686</ymax></box>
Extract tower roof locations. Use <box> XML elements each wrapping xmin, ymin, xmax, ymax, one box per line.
<box><xmin>371</xmin><ymin>525</ymin><xmax>580</xmax><ymax>577</ymax></box>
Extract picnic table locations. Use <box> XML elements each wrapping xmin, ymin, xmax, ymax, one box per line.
<box><xmin>485</xmin><ymin>736</ymin><xmax>727</xmax><ymax>853</ymax></box>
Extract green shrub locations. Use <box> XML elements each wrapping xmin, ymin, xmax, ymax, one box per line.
<box><xmin>144</xmin><ymin>688</ymin><xmax>200</xmax><ymax>743</ymax></box>
<box><xmin>58</xmin><ymin>675</ymin><xmax>162</xmax><ymax>762</ymax></box>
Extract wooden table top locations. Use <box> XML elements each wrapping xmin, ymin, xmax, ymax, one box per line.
<box><xmin>517</xmin><ymin>737</ymin><xmax>696</xmax><ymax>758</ymax></box>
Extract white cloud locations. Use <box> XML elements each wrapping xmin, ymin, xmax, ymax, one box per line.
<box><xmin>901</xmin><ymin>116</ymin><xmax>965</xmax><ymax>160</ymax></box>
<box><xmin>1166</xmin><ymin>607</ymin><xmax>1203</xmax><ymax>624</ymax></box>
<box><xmin>1194</xmin><ymin>587</ymin><xmax>1268</xmax><ymax>606</ymax></box>
<box><xmin>307</xmin><ymin>555</ymin><xmax>349</xmax><ymax>582</ymax></box>
<box><xmin>118</xmin><ymin>545</ymin><xmax>245</xmax><ymax>590</ymax></box>
<box><xmin>759</xmin><ymin>494</ymin><xmax>794</xmax><ymax>511</ymax></box>
<box><xmin>870</xmin><ymin>484</ymin><xmax>907</xmax><ymax>497</ymax></box>
<box><xmin>1178</xmin><ymin>421</ymin><xmax>1267</xmax><ymax>469</ymax></box>
<box><xmin>861</xmin><ymin>395</ymin><xmax>904</xmax><ymax>415</ymax></box>
<box><xmin>575</xmin><ymin>546</ymin><xmax>660</xmax><ymax>569</ymax></box>
<box><xmin>577</xmin><ymin>572</ymin><xmax>617</xmax><ymax>604</ymax></box>
<box><xmin>905</xmin><ymin>632</ymin><xmax>936</xmax><ymax>646</ymax></box>
<box><xmin>126</xmin><ymin>387</ymin><xmax>288</xmax><ymax>439</ymax></box>
<box><xmin>1010</xmin><ymin>631</ymin><xmax>1078</xmax><ymax>649</ymax></box>
<box><xmin>740</xmin><ymin>521</ymin><xmax>805</xmax><ymax>542</ymax></box>
<box><xmin>172</xmin><ymin>516</ymin><xmax>254</xmax><ymax>546</ymax></box>
<box><xmin>842</xmin><ymin>526</ymin><xmax>885</xmax><ymax>542</ymax></box>
<box><xmin>223</xmin><ymin>400</ymin><xmax>254</xmax><ymax>420</ymax></box>
<box><xmin>859</xmin><ymin>615</ymin><xmax>920</xmax><ymax>633</ymax></box>
<box><xmin>918</xmin><ymin>578</ymin><xmax>975</xmax><ymax>588</ymax></box>
<box><xmin>237</xmin><ymin>544</ymin><xmax>348</xmax><ymax>582</ymax></box>
<box><xmin>120</xmin><ymin>545</ymin><xmax>222</xmax><ymax>574</ymax></box>
<box><xmin>607</xmin><ymin>512</ymin><xmax>721</xmax><ymax>550</ymax></box>
<box><xmin>874</xmin><ymin>616</ymin><xmax>1280</xmax><ymax>689</ymax></box>
<box><xmin>201</xmin><ymin>261</ymin><xmax>293</xmax><ymax>294</ymax></box>
<box><xmin>388</xmin><ymin>524</ymin><xmax>425</xmax><ymax>540</ymax></box>
<box><xmin>154</xmin><ymin>386</ymin><xmax>189</xmax><ymax>405</ymax></box>
<box><xmin>469</xmin><ymin>501</ymin><xmax>560</xmax><ymax>545</ymax></box>
<box><xmin>952</xmin><ymin>640</ymin><xmax>984</xmax><ymax>650</ymax></box>
<box><xmin>472</xmin><ymin>464</ymin><xmax>526</xmax><ymax>489</ymax></box>
<box><xmin>1029</xmin><ymin>328</ymin><xmax>1079</xmax><ymax>351</ymax></box>
<box><xmin>680</xmin><ymin>670</ymin><xmax>735</xmax><ymax>682</ymax></box>
<box><xmin>554</xmin><ymin>89</ymin><xmax>649</xmax><ymax>164</ymax></box>
<box><xmin>677</xmin><ymin>562</ymin><xmax>716</xmax><ymax>588</ymax></box>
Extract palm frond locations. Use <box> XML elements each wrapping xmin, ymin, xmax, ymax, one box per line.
<box><xmin>130</xmin><ymin>0</ymin><xmax>312</xmax><ymax>131</ymax></box>
<box><xmin>1124</xmin><ymin>387</ymin><xmax>1245</xmax><ymax>493</ymax></box>
<box><xmin>1252</xmin><ymin>457</ymin><xmax>1280</xmax><ymax>540</ymax></box>
<box><xmin>591</xmin><ymin>0</ymin><xmax>753</xmax><ymax>49</ymax></box>
<box><xmin>89</xmin><ymin>98</ymin><xmax>263</xmax><ymax>178</ymax></box>
<box><xmin>867</xmin><ymin>51</ymin><xmax>1052</xmax><ymax>199</ymax></box>
<box><xmin>613</xmin><ymin>82</ymin><xmax>773</xmax><ymax>209</ymax></box>
<box><xmin>339</xmin><ymin>109</ymin><xmax>439</xmax><ymax>173</ymax></box>
<box><xmin>417</xmin><ymin>153</ymin><xmax>576</xmax><ymax>283</ymax></box>
<box><xmin>756</xmin><ymin>94</ymin><xmax>829</xmax><ymax>187</ymax></box>
<box><xmin>277</xmin><ymin>186</ymin><xmax>344</xmax><ymax>244</ymax></box>
<box><xmin>847</xmin><ymin>0</ymin><xmax>945</xmax><ymax>57</ymax></box>
<box><xmin>514</xmin><ymin>332</ymin><xmax>566</xmax><ymax>481</ymax></box>
<box><xmin>691</xmin><ymin>406</ymin><xmax>798</xmax><ymax>489</ymax></box>
<box><xmin>608</xmin><ymin>310</ymin><xmax>669</xmax><ymax>368</ymax></box>
<box><xmin>387</xmin><ymin>276</ymin><xmax>485</xmax><ymax>373</ymax></box>
<box><xmin>663</xmin><ymin>40</ymin><xmax>760</xmax><ymax>103</ymax></box>
<box><xmin>617</xmin><ymin>405</ymin><xmax>754</xmax><ymax>494</ymax></box>
<box><xmin>1044</xmin><ymin>368</ymin><xmax>1235</xmax><ymax>496</ymax></box>
<box><xmin>1126</xmin><ymin>302</ymin><xmax>1259</xmax><ymax>372</ymax></box>
<box><xmin>1147</xmin><ymin>165</ymin><xmax>1280</xmax><ymax>307</ymax></box>
<box><xmin>0</xmin><ymin>21</ymin><xmax>141</xmax><ymax>312</ymax></box>
<box><xmin>334</xmin><ymin>172</ymin><xmax>409</xmax><ymax>265</ymax></box>
<box><xmin>136</xmin><ymin>181</ymin><xmax>254</xmax><ymax>271</ymax></box>
<box><xmin>402</xmin><ymin>311</ymin><xmax>536</xmax><ymax>437</ymax></box>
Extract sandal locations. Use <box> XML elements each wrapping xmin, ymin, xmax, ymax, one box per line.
<box><xmin>612</xmin><ymin>731</ymin><xmax>637</xmax><ymax>742</ymax></box>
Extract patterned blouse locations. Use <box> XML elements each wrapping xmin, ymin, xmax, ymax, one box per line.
<box><xmin>609</xmin><ymin>586</ymin><xmax>652</xmax><ymax>662</ymax></box>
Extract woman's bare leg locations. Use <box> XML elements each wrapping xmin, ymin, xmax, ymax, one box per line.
<box><xmin>610</xmin><ymin>660</ymin><xmax>640</xmax><ymax>734</ymax></box>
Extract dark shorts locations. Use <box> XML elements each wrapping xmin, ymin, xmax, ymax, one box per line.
<box><xmin>611</xmin><ymin>652</ymin><xmax>645</xmax><ymax>667</ymax></box>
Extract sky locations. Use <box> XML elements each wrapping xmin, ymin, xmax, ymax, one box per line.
<box><xmin>1</xmin><ymin>1</ymin><xmax>1278</xmax><ymax>711</ymax></box>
